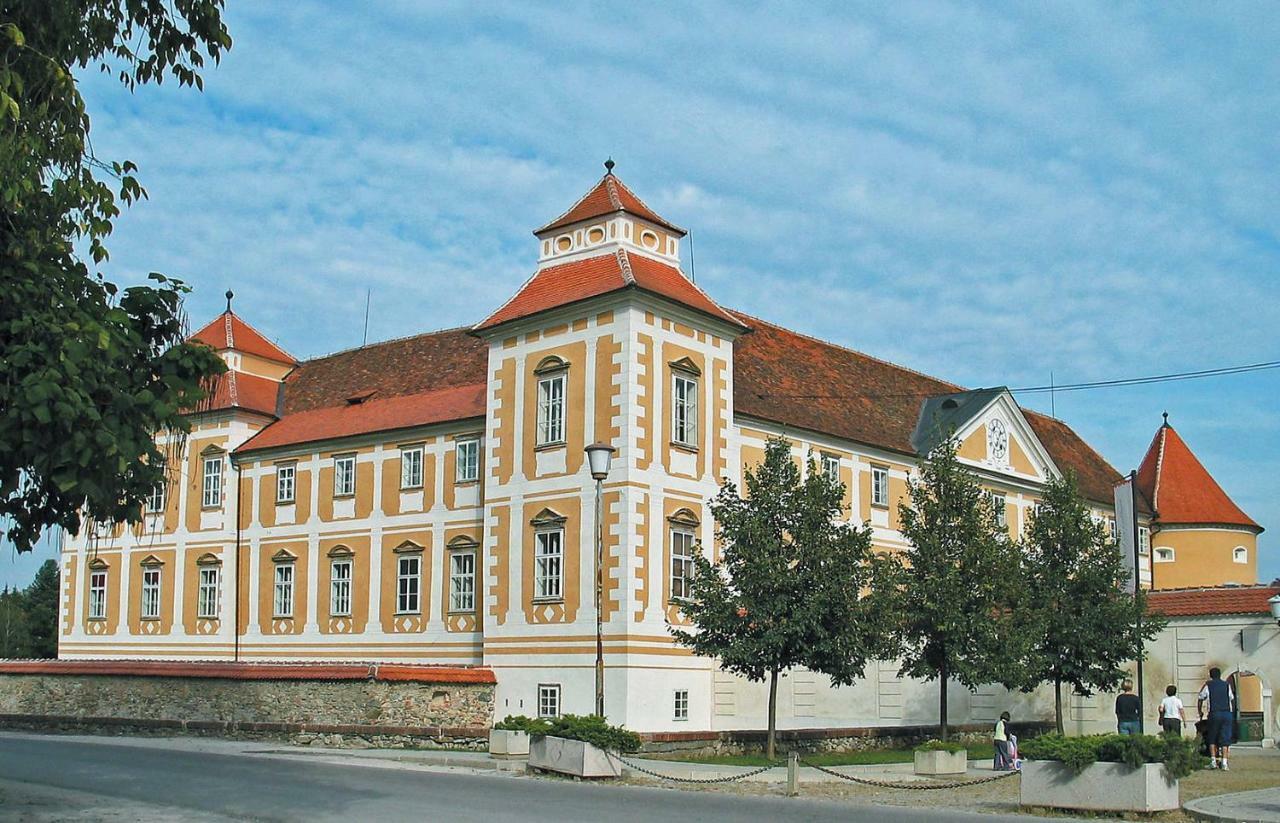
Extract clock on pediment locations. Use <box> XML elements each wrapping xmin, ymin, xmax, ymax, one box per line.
<box><xmin>987</xmin><ymin>418</ymin><xmax>1009</xmax><ymax>464</ymax></box>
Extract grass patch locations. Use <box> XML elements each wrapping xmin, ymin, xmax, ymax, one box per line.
<box><xmin>644</xmin><ymin>742</ymin><xmax>995</xmax><ymax>767</ymax></box>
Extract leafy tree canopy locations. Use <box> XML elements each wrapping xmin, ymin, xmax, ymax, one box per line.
<box><xmin>1019</xmin><ymin>471</ymin><xmax>1165</xmax><ymax>733</ymax></box>
<box><xmin>1</xmin><ymin>1</ymin><xmax>230</xmax><ymax>550</ymax></box>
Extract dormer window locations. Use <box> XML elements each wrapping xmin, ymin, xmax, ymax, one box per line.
<box><xmin>535</xmin><ymin>357</ymin><xmax>568</xmax><ymax>447</ymax></box>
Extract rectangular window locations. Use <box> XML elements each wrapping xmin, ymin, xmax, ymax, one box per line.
<box><xmin>673</xmin><ymin>689</ymin><xmax>689</xmax><ymax>721</ymax></box>
<box><xmin>821</xmin><ymin>454</ymin><xmax>841</xmax><ymax>483</ymax></box>
<box><xmin>89</xmin><ymin>570</ymin><xmax>108</xmax><ymax>619</ymax></box>
<box><xmin>455</xmin><ymin>439</ymin><xmax>480</xmax><ymax>483</ymax></box>
<box><xmin>330</xmin><ymin>558</ymin><xmax>352</xmax><ymax>617</ymax></box>
<box><xmin>1138</xmin><ymin>526</ymin><xmax>1150</xmax><ymax>556</ymax></box>
<box><xmin>333</xmin><ymin>454</ymin><xmax>356</xmax><ymax>497</ymax></box>
<box><xmin>397</xmin><ymin>554</ymin><xmax>421</xmax><ymax>614</ymax></box>
<box><xmin>400</xmin><ymin>445</ymin><xmax>424</xmax><ymax>490</ymax></box>
<box><xmin>197</xmin><ymin>566</ymin><xmax>220</xmax><ymax>619</ymax></box>
<box><xmin>274</xmin><ymin>563</ymin><xmax>294</xmax><ymax>618</ymax></box>
<box><xmin>871</xmin><ymin>465</ymin><xmax>889</xmax><ymax>507</ymax></box>
<box><xmin>450</xmin><ymin>551</ymin><xmax>476</xmax><ymax>612</ymax></box>
<box><xmin>147</xmin><ymin>470</ymin><xmax>166</xmax><ymax>514</ymax></box>
<box><xmin>670</xmin><ymin>529</ymin><xmax>696</xmax><ymax>601</ymax></box>
<box><xmin>988</xmin><ymin>491</ymin><xmax>1007</xmax><ymax>529</ymax></box>
<box><xmin>1108</xmin><ymin>516</ymin><xmax>1119</xmax><ymax>541</ymax></box>
<box><xmin>276</xmin><ymin>463</ymin><xmax>296</xmax><ymax>504</ymax></box>
<box><xmin>534</xmin><ymin>528</ymin><xmax>564</xmax><ymax>601</ymax></box>
<box><xmin>537</xmin><ymin>373</ymin><xmax>566</xmax><ymax>446</ymax></box>
<box><xmin>141</xmin><ymin>567</ymin><xmax>161</xmax><ymax>620</ymax></box>
<box><xmin>202</xmin><ymin>456</ymin><xmax>223</xmax><ymax>508</ymax></box>
<box><xmin>672</xmin><ymin>374</ymin><xmax>699</xmax><ymax>447</ymax></box>
<box><xmin>537</xmin><ymin>684</ymin><xmax>561</xmax><ymax>719</ymax></box>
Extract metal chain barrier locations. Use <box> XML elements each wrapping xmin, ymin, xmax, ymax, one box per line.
<box><xmin>798</xmin><ymin>758</ymin><xmax>1022</xmax><ymax>790</ymax></box>
<box><xmin>607</xmin><ymin>752</ymin><xmax>782</xmax><ymax>784</ymax></box>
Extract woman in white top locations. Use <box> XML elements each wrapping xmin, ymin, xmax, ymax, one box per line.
<box><xmin>1159</xmin><ymin>685</ymin><xmax>1186</xmax><ymax>735</ymax></box>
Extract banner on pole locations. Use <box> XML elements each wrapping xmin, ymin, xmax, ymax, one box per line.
<box><xmin>1114</xmin><ymin>477</ymin><xmax>1137</xmax><ymax>594</ymax></box>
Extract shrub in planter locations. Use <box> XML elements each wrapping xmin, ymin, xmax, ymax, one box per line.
<box><xmin>1019</xmin><ymin>733</ymin><xmax>1205</xmax><ymax>814</ymax></box>
<box><xmin>913</xmin><ymin>738</ymin><xmax>968</xmax><ymax>776</ymax></box>
<box><xmin>1019</xmin><ymin>733</ymin><xmax>1204</xmax><ymax>780</ymax></box>
<box><xmin>914</xmin><ymin>739</ymin><xmax>967</xmax><ymax>754</ymax></box>
<box><xmin>494</xmin><ymin>715</ymin><xmax>549</xmax><ymax>734</ymax></box>
<box><xmin>538</xmin><ymin>714</ymin><xmax>642</xmax><ymax>754</ymax></box>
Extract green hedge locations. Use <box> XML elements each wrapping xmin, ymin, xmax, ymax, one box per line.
<box><xmin>1019</xmin><ymin>733</ymin><xmax>1205</xmax><ymax>780</ymax></box>
<box><xmin>492</xmin><ymin>714</ymin><xmax>642</xmax><ymax>753</ymax></box>
<box><xmin>914</xmin><ymin>739</ymin><xmax>968</xmax><ymax>753</ymax></box>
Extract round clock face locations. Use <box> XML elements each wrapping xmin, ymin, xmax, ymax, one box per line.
<box><xmin>988</xmin><ymin>418</ymin><xmax>1009</xmax><ymax>462</ymax></box>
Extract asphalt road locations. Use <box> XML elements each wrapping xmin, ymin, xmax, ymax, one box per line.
<box><xmin>0</xmin><ymin>733</ymin><xmax>1042</xmax><ymax>822</ymax></box>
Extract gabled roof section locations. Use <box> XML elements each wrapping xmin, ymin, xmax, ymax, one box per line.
<box><xmin>1147</xmin><ymin>585</ymin><xmax>1278</xmax><ymax>618</ymax></box>
<box><xmin>200</xmin><ymin>370</ymin><xmax>281</xmax><ymax>418</ymax></box>
<box><xmin>911</xmin><ymin>387</ymin><xmax>1007</xmax><ymax>456</ymax></box>
<box><xmin>535</xmin><ymin>169</ymin><xmax>685</xmax><ymax>236</ymax></box>
<box><xmin>472</xmin><ymin>249</ymin><xmax>744</xmax><ymax>333</ymax></box>
<box><xmin>191</xmin><ymin>311</ymin><xmax>296</xmax><ymax>365</ymax></box>
<box><xmin>1136</xmin><ymin>421</ymin><xmax>1260</xmax><ymax>531</ymax></box>
<box><xmin>732</xmin><ymin>313</ymin><xmax>1129</xmax><ymax>507</ymax></box>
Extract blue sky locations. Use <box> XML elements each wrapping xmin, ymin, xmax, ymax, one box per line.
<box><xmin>4</xmin><ymin>2</ymin><xmax>1278</xmax><ymax>587</ymax></box>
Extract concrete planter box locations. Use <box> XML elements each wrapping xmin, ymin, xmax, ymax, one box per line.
<box><xmin>528</xmin><ymin>735</ymin><xmax>621</xmax><ymax>778</ymax></box>
<box><xmin>1020</xmin><ymin>761</ymin><xmax>1179</xmax><ymax>813</ymax></box>
<box><xmin>914</xmin><ymin>749</ymin><xmax>968</xmax><ymax>776</ymax></box>
<box><xmin>488</xmin><ymin>729</ymin><xmax>529</xmax><ymax>759</ymax></box>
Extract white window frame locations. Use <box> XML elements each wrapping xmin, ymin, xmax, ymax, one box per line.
<box><xmin>333</xmin><ymin>454</ymin><xmax>356</xmax><ymax>497</ymax></box>
<box><xmin>1153</xmin><ymin>547</ymin><xmax>1175</xmax><ymax>564</ymax></box>
<box><xmin>455</xmin><ymin>438</ymin><xmax>480</xmax><ymax>483</ymax></box>
<box><xmin>400</xmin><ymin>445</ymin><xmax>424</xmax><ymax>490</ymax></box>
<box><xmin>988</xmin><ymin>491</ymin><xmax>1007</xmax><ymax>529</ymax></box>
<box><xmin>536</xmin><ymin>372</ymin><xmax>566</xmax><ymax>446</ymax></box>
<box><xmin>1233</xmin><ymin>546</ymin><xmax>1248</xmax><ymax>564</ymax></box>
<box><xmin>673</xmin><ymin>689</ymin><xmax>689</xmax><ymax>721</ymax></box>
<box><xmin>1138</xmin><ymin>526</ymin><xmax>1150</xmax><ymax>556</ymax></box>
<box><xmin>197</xmin><ymin>566</ymin><xmax>220</xmax><ymax>619</ymax></box>
<box><xmin>534</xmin><ymin>527</ymin><xmax>564</xmax><ymax>601</ymax></box>
<box><xmin>670</xmin><ymin>528</ymin><xmax>696</xmax><ymax>602</ymax></box>
<box><xmin>396</xmin><ymin>554</ymin><xmax>421</xmax><ymax>614</ymax></box>
<box><xmin>537</xmin><ymin>683</ymin><xmax>561</xmax><ymax>719</ymax></box>
<box><xmin>273</xmin><ymin>563</ymin><xmax>295</xmax><ymax>617</ymax></box>
<box><xmin>871</xmin><ymin>465</ymin><xmax>889</xmax><ymax>507</ymax></box>
<box><xmin>449</xmin><ymin>551</ymin><xmax>476</xmax><ymax>612</ymax></box>
<box><xmin>88</xmin><ymin>570</ymin><xmax>108</xmax><ymax>620</ymax></box>
<box><xmin>147</xmin><ymin>474</ymin><xmax>166</xmax><ymax>514</ymax></box>
<box><xmin>140</xmin><ymin>566</ymin><xmax>161</xmax><ymax>620</ymax></box>
<box><xmin>330</xmin><ymin>558</ymin><xmax>353</xmax><ymax>617</ymax></box>
<box><xmin>821</xmin><ymin>454</ymin><xmax>840</xmax><ymax>484</ymax></box>
<box><xmin>672</xmin><ymin>373</ymin><xmax>699</xmax><ymax>448</ymax></box>
<box><xmin>276</xmin><ymin>463</ymin><xmax>296</xmax><ymax>504</ymax></box>
<box><xmin>202</xmin><ymin>456</ymin><xmax>223</xmax><ymax>508</ymax></box>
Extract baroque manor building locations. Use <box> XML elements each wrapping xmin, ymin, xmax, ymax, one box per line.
<box><xmin>56</xmin><ymin>168</ymin><xmax>1262</xmax><ymax>733</ymax></box>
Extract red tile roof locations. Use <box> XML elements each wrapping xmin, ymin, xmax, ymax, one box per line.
<box><xmin>473</xmin><ymin>249</ymin><xmax>744</xmax><ymax>332</ymax></box>
<box><xmin>1147</xmin><ymin>586</ymin><xmax>1279</xmax><ymax>618</ymax></box>
<box><xmin>191</xmin><ymin>311</ymin><xmax>296</xmax><ymax>365</ymax></box>
<box><xmin>731</xmin><ymin>313</ymin><xmax>1127</xmax><ymax>506</ymax></box>
<box><xmin>1136</xmin><ymin>423</ymin><xmax>1260</xmax><ymax>530</ymax></box>
<box><xmin>237</xmin><ymin>383</ymin><xmax>485</xmax><ymax>453</ymax></box>
<box><xmin>201</xmin><ymin>370</ymin><xmax>280</xmax><ymax>417</ymax></box>
<box><xmin>536</xmin><ymin>172</ymin><xmax>685</xmax><ymax>235</ymax></box>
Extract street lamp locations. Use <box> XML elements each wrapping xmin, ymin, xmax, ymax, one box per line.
<box><xmin>1269</xmin><ymin>594</ymin><xmax>1280</xmax><ymax>626</ymax></box>
<box><xmin>585</xmin><ymin>442</ymin><xmax>616</xmax><ymax>718</ymax></box>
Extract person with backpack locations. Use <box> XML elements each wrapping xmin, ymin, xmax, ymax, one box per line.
<box><xmin>1197</xmin><ymin>667</ymin><xmax>1236</xmax><ymax>770</ymax></box>
<box><xmin>1158</xmin><ymin>685</ymin><xmax>1186</xmax><ymax>736</ymax></box>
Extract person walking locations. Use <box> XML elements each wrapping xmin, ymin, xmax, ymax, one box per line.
<box><xmin>993</xmin><ymin>711</ymin><xmax>1013</xmax><ymax>770</ymax></box>
<box><xmin>1115</xmin><ymin>680</ymin><xmax>1141</xmax><ymax>735</ymax></box>
<box><xmin>1198</xmin><ymin>667</ymin><xmax>1236</xmax><ymax>770</ymax></box>
<box><xmin>1158</xmin><ymin>685</ymin><xmax>1186</xmax><ymax>736</ymax></box>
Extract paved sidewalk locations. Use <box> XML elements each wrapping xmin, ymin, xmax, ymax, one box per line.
<box><xmin>1185</xmin><ymin>787</ymin><xmax>1280</xmax><ymax>823</ymax></box>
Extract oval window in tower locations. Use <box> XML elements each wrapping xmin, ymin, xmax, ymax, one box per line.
<box><xmin>640</xmin><ymin>230</ymin><xmax>659</xmax><ymax>250</ymax></box>
<box><xmin>555</xmin><ymin>235</ymin><xmax>573</xmax><ymax>253</ymax></box>
<box><xmin>587</xmin><ymin>226</ymin><xmax>605</xmax><ymax>245</ymax></box>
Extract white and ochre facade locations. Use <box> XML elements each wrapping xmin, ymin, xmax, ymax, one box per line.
<box><xmin>62</xmin><ymin>167</ymin><xmax>1248</xmax><ymax>735</ymax></box>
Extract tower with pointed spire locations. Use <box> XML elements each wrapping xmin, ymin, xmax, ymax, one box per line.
<box><xmin>1136</xmin><ymin>414</ymin><xmax>1264</xmax><ymax>589</ymax></box>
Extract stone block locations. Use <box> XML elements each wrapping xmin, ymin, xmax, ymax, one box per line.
<box><xmin>914</xmin><ymin>749</ymin><xmax>967</xmax><ymax>776</ymax></box>
<box><xmin>528</xmin><ymin>736</ymin><xmax>621</xmax><ymax>778</ymax></box>
<box><xmin>1020</xmin><ymin>761</ymin><xmax>1179</xmax><ymax>813</ymax></box>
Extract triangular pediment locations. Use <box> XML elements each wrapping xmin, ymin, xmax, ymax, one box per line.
<box><xmin>915</xmin><ymin>389</ymin><xmax>1058</xmax><ymax>482</ymax></box>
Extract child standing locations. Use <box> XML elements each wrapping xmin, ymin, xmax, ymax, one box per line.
<box><xmin>1159</xmin><ymin>685</ymin><xmax>1186</xmax><ymax>736</ymax></box>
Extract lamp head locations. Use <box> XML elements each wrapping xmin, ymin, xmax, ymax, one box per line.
<box><xmin>1269</xmin><ymin>593</ymin><xmax>1280</xmax><ymax>625</ymax></box>
<box><xmin>584</xmin><ymin>442</ymin><xmax>616</xmax><ymax>481</ymax></box>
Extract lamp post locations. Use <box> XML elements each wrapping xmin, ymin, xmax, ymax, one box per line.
<box><xmin>1269</xmin><ymin>594</ymin><xmax>1280</xmax><ymax>626</ymax></box>
<box><xmin>585</xmin><ymin>442</ymin><xmax>616</xmax><ymax>718</ymax></box>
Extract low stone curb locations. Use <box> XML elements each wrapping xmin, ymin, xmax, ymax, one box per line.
<box><xmin>1184</xmin><ymin>788</ymin><xmax>1280</xmax><ymax>823</ymax></box>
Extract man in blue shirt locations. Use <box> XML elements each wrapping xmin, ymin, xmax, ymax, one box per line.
<box><xmin>1197</xmin><ymin>667</ymin><xmax>1236</xmax><ymax>770</ymax></box>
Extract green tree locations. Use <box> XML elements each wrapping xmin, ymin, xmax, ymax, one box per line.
<box><xmin>891</xmin><ymin>436</ymin><xmax>1026</xmax><ymax>739</ymax></box>
<box><xmin>1</xmin><ymin>1</ymin><xmax>230</xmax><ymax>551</ymax></box>
<box><xmin>671</xmin><ymin>437</ymin><xmax>898</xmax><ymax>760</ymax></box>
<box><xmin>1019</xmin><ymin>471</ymin><xmax>1166</xmax><ymax>734</ymax></box>
<box><xmin>0</xmin><ymin>586</ymin><xmax>33</xmax><ymax>658</ymax></box>
<box><xmin>23</xmin><ymin>559</ymin><xmax>61</xmax><ymax>658</ymax></box>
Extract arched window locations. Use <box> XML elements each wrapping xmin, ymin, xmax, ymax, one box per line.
<box><xmin>1233</xmin><ymin>546</ymin><xmax>1248</xmax><ymax>564</ymax></box>
<box><xmin>1153</xmin><ymin>547</ymin><xmax>1175</xmax><ymax>563</ymax></box>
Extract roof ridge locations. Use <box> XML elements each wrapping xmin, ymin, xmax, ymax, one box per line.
<box><xmin>1153</xmin><ymin>426</ymin><xmax>1167</xmax><ymax>510</ymax></box>
<box><xmin>223</xmin><ymin>313</ymin><xmax>235</xmax><ymax>349</ymax></box>
<box><xmin>604</xmin><ymin>175</ymin><xmax>623</xmax><ymax>210</ymax></box>
<box><xmin>535</xmin><ymin>173</ymin><xmax>615</xmax><ymax>234</ymax></box>
<box><xmin>616</xmin><ymin>248</ymin><xmax>635</xmax><ymax>285</ymax></box>
<box><xmin>304</xmin><ymin>323</ymin><xmax>477</xmax><ymax>364</ymax></box>
<box><xmin>729</xmin><ymin>309</ymin><xmax>965</xmax><ymax>392</ymax></box>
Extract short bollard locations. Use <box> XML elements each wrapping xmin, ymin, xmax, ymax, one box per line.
<box><xmin>787</xmin><ymin>751</ymin><xmax>799</xmax><ymax>797</ymax></box>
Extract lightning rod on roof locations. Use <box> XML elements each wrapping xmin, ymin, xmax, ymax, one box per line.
<box><xmin>362</xmin><ymin>288</ymin><xmax>371</xmax><ymax>347</ymax></box>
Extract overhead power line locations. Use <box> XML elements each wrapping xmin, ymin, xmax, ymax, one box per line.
<box><xmin>755</xmin><ymin>359</ymin><xmax>1280</xmax><ymax>401</ymax></box>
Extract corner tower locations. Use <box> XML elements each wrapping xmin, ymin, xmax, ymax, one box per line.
<box><xmin>1136</xmin><ymin>414</ymin><xmax>1264</xmax><ymax>589</ymax></box>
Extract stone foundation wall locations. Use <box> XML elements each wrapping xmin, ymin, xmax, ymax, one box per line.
<box><xmin>0</xmin><ymin>662</ymin><xmax>494</xmax><ymax>750</ymax></box>
<box><xmin>639</xmin><ymin>722</ymin><xmax>1051</xmax><ymax>756</ymax></box>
